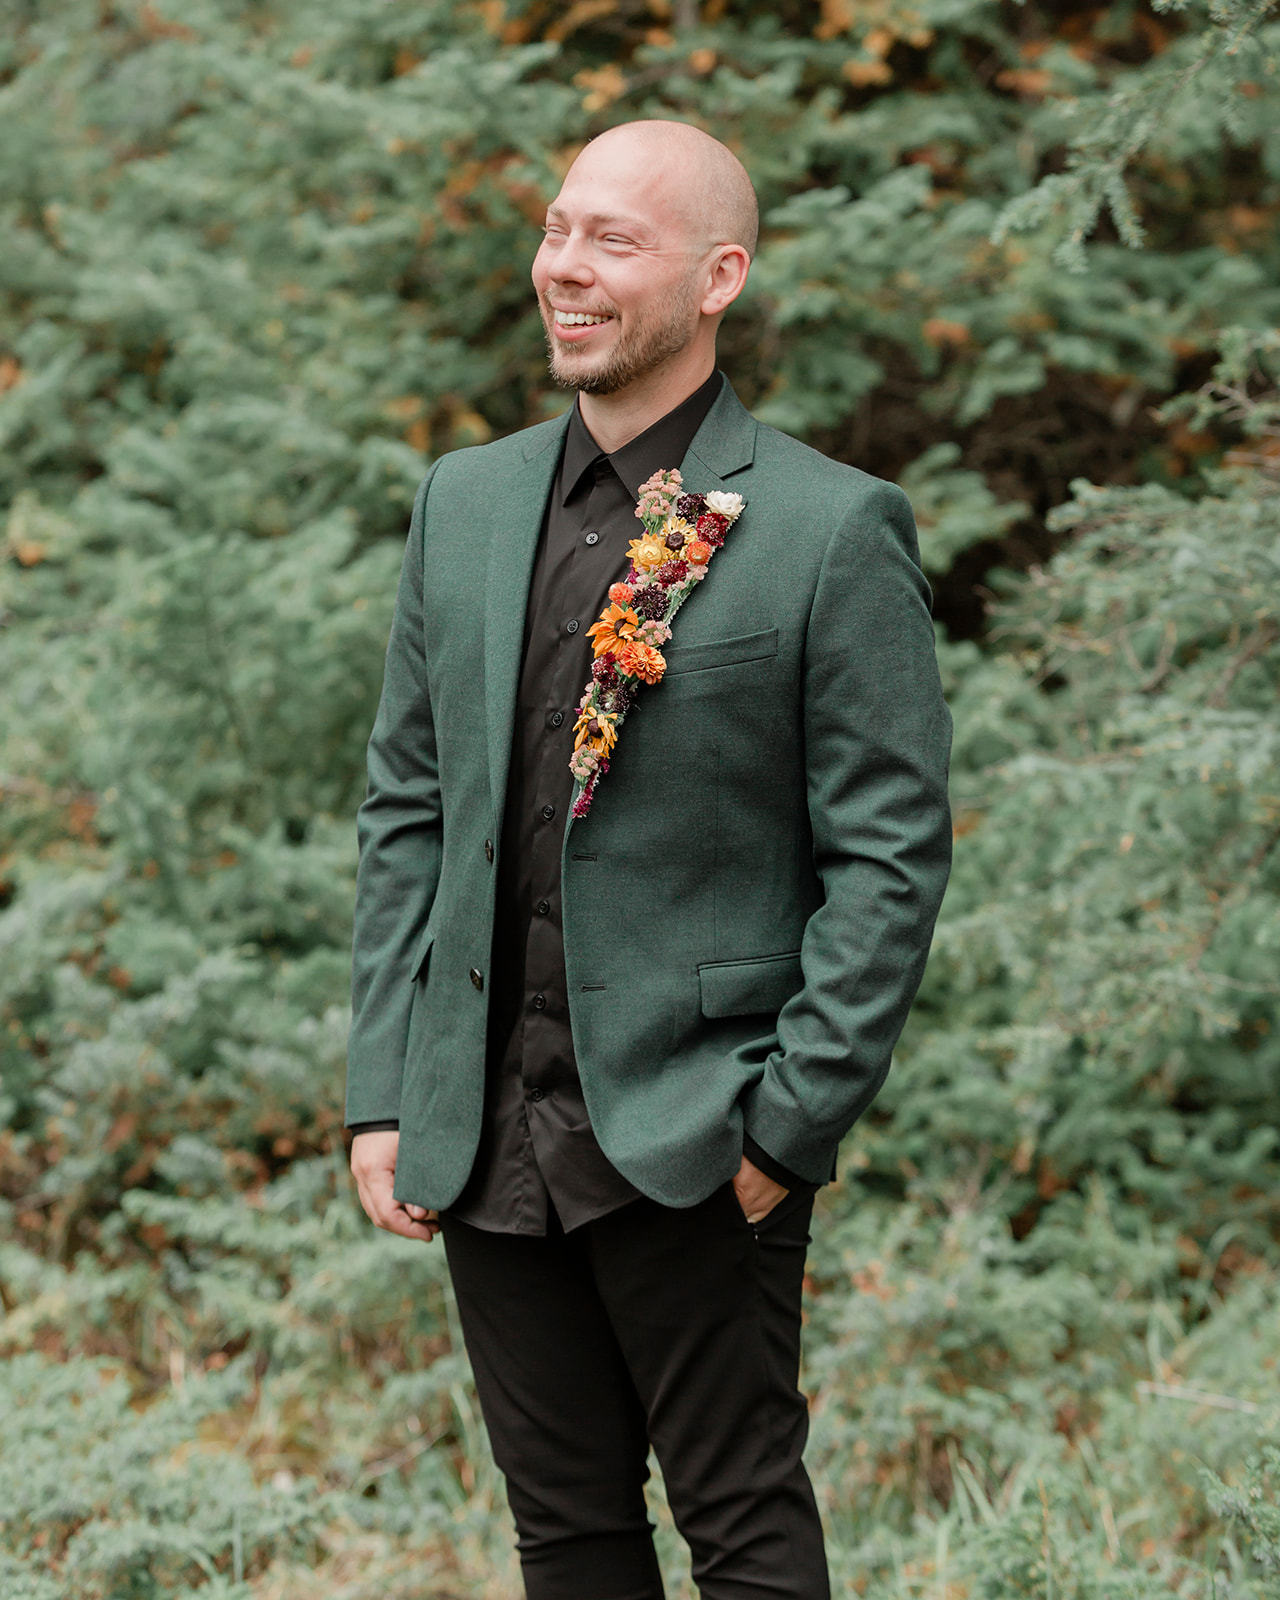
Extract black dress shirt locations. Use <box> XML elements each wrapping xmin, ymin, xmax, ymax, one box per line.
<box><xmin>349</xmin><ymin>370</ymin><xmax>806</xmax><ymax>1229</ymax></box>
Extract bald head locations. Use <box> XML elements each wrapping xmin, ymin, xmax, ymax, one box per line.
<box><xmin>572</xmin><ymin>121</ymin><xmax>759</xmax><ymax>260</ymax></box>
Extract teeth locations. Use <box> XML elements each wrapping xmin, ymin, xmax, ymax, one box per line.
<box><xmin>555</xmin><ymin>311</ymin><xmax>611</xmax><ymax>326</ymax></box>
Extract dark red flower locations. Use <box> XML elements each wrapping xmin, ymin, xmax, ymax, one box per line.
<box><xmin>676</xmin><ymin>492</ymin><xmax>707</xmax><ymax>519</ymax></box>
<box><xmin>631</xmin><ymin>585</ymin><xmax>668</xmax><ymax>621</ymax></box>
<box><xmin>695</xmin><ymin>513</ymin><xmax>727</xmax><ymax>548</ymax></box>
<box><xmin>656</xmin><ymin>560</ymin><xmax>689</xmax><ymax>584</ymax></box>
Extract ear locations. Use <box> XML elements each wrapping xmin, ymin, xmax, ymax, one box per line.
<box><xmin>700</xmin><ymin>244</ymin><xmax>751</xmax><ymax>318</ymax></box>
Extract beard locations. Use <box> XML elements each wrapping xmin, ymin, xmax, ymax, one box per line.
<box><xmin>541</xmin><ymin>270</ymin><xmax>702</xmax><ymax>396</ymax></box>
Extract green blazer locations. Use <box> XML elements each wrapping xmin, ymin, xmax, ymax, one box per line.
<box><xmin>346</xmin><ymin>380</ymin><xmax>952</xmax><ymax>1208</ymax></box>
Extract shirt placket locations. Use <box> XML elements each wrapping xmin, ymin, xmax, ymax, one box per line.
<box><xmin>520</xmin><ymin>461</ymin><xmax>624</xmax><ymax>1115</ymax></box>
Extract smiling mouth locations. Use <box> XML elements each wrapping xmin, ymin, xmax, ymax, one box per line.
<box><xmin>552</xmin><ymin>309</ymin><xmax>614</xmax><ymax>327</ymax></box>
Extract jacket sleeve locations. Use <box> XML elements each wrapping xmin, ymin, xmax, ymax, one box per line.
<box><xmin>345</xmin><ymin>468</ymin><xmax>443</xmax><ymax>1126</ymax></box>
<box><xmin>739</xmin><ymin>481</ymin><xmax>953</xmax><ymax>1182</ymax></box>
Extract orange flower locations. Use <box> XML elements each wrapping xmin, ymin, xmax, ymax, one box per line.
<box><xmin>684</xmin><ymin>538</ymin><xmax>712</xmax><ymax>565</ymax></box>
<box><xmin>608</xmin><ymin>582</ymin><xmax>634</xmax><ymax>607</ymax></box>
<box><xmin>617</xmin><ymin>639</ymin><xmax>666</xmax><ymax>685</ymax></box>
<box><xmin>586</xmin><ymin>603</ymin><xmax>639</xmax><ymax>658</ymax></box>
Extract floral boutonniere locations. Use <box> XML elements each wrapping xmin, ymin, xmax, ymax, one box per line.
<box><xmin>569</xmin><ymin>469</ymin><xmax>745</xmax><ymax>817</ymax></box>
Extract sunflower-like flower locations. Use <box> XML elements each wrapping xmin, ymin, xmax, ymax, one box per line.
<box><xmin>616</xmin><ymin>640</ymin><xmax>666</xmax><ymax>685</ymax></box>
<box><xmin>660</xmin><ymin>516</ymin><xmax>695</xmax><ymax>554</ymax></box>
<box><xmin>625</xmin><ymin>532</ymin><xmax>668</xmax><ymax>572</ymax></box>
<box><xmin>573</xmin><ymin>705</ymin><xmax>619</xmax><ymax>755</ymax></box>
<box><xmin>586</xmin><ymin>602</ymin><xmax>640</xmax><ymax>658</ymax></box>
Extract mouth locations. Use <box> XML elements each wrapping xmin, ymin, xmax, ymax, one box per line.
<box><xmin>550</xmin><ymin>307</ymin><xmax>615</xmax><ymax>343</ymax></box>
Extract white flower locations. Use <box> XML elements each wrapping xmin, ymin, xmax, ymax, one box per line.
<box><xmin>704</xmin><ymin>491</ymin><xmax>745</xmax><ymax>521</ymax></box>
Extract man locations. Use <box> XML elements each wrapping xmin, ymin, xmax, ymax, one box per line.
<box><xmin>346</xmin><ymin>120</ymin><xmax>952</xmax><ymax>1600</ymax></box>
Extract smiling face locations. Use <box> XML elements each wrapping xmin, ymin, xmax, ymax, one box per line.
<box><xmin>531</xmin><ymin>136</ymin><xmax>714</xmax><ymax>397</ymax></box>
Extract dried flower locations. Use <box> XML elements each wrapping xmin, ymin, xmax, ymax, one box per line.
<box><xmin>696</xmin><ymin>513</ymin><xmax>727</xmax><ymax>548</ymax></box>
<box><xmin>617</xmin><ymin>640</ymin><xmax>666</xmax><ymax>685</ymax></box>
<box><xmin>630</xmin><ymin>584</ymin><xmax>669</xmax><ymax>621</ymax></box>
<box><xmin>704</xmin><ymin>491</ymin><xmax>744</xmax><ymax>519</ymax></box>
<box><xmin>635</xmin><ymin>619</ymin><xmax>672</xmax><ymax>647</ymax></box>
<box><xmin>656</xmin><ymin>560</ymin><xmax>689</xmax><ymax>585</ymax></box>
<box><xmin>587</xmin><ymin>602</ymin><xmax>640</xmax><ymax>657</ymax></box>
<box><xmin>626</xmin><ymin>532</ymin><xmax>669</xmax><ymax>571</ymax></box>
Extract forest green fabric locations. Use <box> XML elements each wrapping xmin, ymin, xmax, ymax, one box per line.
<box><xmin>347</xmin><ymin>382</ymin><xmax>953</xmax><ymax>1207</ymax></box>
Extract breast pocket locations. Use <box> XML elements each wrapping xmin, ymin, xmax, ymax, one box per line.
<box><xmin>663</xmin><ymin>627</ymin><xmax>778</xmax><ymax>677</ymax></box>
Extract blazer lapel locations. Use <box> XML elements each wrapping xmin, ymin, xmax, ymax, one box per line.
<box><xmin>678</xmin><ymin>379</ymin><xmax>758</xmax><ymax>494</ymax></box>
<box><xmin>484</xmin><ymin>413</ymin><xmax>571</xmax><ymax>824</ymax></box>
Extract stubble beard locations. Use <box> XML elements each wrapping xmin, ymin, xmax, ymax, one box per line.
<box><xmin>542</xmin><ymin>272</ymin><xmax>702</xmax><ymax>397</ymax></box>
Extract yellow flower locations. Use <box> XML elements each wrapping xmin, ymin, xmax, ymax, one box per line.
<box><xmin>659</xmin><ymin>516</ymin><xmax>695</xmax><ymax>556</ymax></box>
<box><xmin>586</xmin><ymin>603</ymin><xmax>640</xmax><ymax>658</ymax></box>
<box><xmin>626</xmin><ymin>532</ymin><xmax>668</xmax><ymax>571</ymax></box>
<box><xmin>573</xmin><ymin>707</ymin><xmax>618</xmax><ymax>754</ymax></box>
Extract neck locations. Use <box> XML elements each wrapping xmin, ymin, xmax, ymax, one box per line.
<box><xmin>576</xmin><ymin>345</ymin><xmax>717</xmax><ymax>454</ymax></box>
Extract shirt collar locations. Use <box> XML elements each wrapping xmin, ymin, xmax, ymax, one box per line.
<box><xmin>558</xmin><ymin>370</ymin><xmax>724</xmax><ymax>506</ymax></box>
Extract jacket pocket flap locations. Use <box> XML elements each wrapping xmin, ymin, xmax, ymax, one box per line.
<box><xmin>664</xmin><ymin>627</ymin><xmax>778</xmax><ymax>677</ymax></box>
<box><xmin>698</xmin><ymin>950</ymin><xmax>803</xmax><ymax>1019</ymax></box>
<box><xmin>409</xmin><ymin>924</ymin><xmax>436</xmax><ymax>983</ymax></box>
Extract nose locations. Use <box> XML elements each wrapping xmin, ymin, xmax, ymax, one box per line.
<box><xmin>545</xmin><ymin>228</ymin><xmax>594</xmax><ymax>289</ymax></box>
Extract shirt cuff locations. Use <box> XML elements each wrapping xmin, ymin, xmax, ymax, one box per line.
<box><xmin>348</xmin><ymin>1119</ymin><xmax>400</xmax><ymax>1138</ymax></box>
<box><xmin>742</xmin><ymin>1133</ymin><xmax>814</xmax><ymax>1192</ymax></box>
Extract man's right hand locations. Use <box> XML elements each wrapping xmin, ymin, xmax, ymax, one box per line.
<box><xmin>350</xmin><ymin>1129</ymin><xmax>440</xmax><ymax>1242</ymax></box>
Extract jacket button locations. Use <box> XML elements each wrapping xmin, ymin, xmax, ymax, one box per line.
<box><xmin>565</xmin><ymin>618</ymin><xmax>579</xmax><ymax>634</ymax></box>
<box><xmin>484</xmin><ymin>839</ymin><xmax>494</xmax><ymax>864</ymax></box>
<box><xmin>550</xmin><ymin>711</ymin><xmax>564</xmax><ymax>728</ymax></box>
<box><xmin>536</xmin><ymin>899</ymin><xmax>550</xmax><ymax>916</ymax></box>
<box><xmin>530</xmin><ymin>1086</ymin><xmax>545</xmax><ymax>1102</ymax></box>
<box><xmin>541</xmin><ymin>804</ymin><xmax>556</xmax><ymax>821</ymax></box>
<box><xmin>584</xmin><ymin>531</ymin><xmax>599</xmax><ymax>545</ymax></box>
<box><xmin>469</xmin><ymin>968</ymin><xmax>484</xmax><ymax>991</ymax></box>
<box><xmin>532</xmin><ymin>993</ymin><xmax>547</xmax><ymax>1011</ymax></box>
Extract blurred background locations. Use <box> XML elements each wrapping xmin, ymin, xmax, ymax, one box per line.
<box><xmin>1</xmin><ymin>1</ymin><xmax>1278</xmax><ymax>1596</ymax></box>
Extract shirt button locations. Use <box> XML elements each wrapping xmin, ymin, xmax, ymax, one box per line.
<box><xmin>541</xmin><ymin>803</ymin><xmax>556</xmax><ymax>821</ymax></box>
<box><xmin>565</xmin><ymin>618</ymin><xmax>579</xmax><ymax>634</ymax></box>
<box><xmin>532</xmin><ymin>993</ymin><xmax>547</xmax><ymax>1011</ymax></box>
<box><xmin>585</xmin><ymin>531</ymin><xmax>599</xmax><ymax>545</ymax></box>
<box><xmin>530</xmin><ymin>1086</ymin><xmax>545</xmax><ymax>1102</ymax></box>
<box><xmin>469</xmin><ymin>968</ymin><xmax>484</xmax><ymax>991</ymax></box>
<box><xmin>536</xmin><ymin>899</ymin><xmax>550</xmax><ymax>916</ymax></box>
<box><xmin>550</xmin><ymin>711</ymin><xmax>564</xmax><ymax>728</ymax></box>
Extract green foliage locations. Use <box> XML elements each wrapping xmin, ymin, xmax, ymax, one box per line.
<box><xmin>993</xmin><ymin>0</ymin><xmax>1280</xmax><ymax>269</ymax></box>
<box><xmin>1202</xmin><ymin>1447</ymin><xmax>1280</xmax><ymax>1582</ymax></box>
<box><xmin>1</xmin><ymin>1</ymin><xmax>1278</xmax><ymax>1596</ymax></box>
<box><xmin>0</xmin><ymin>1355</ymin><xmax>322</xmax><ymax>1598</ymax></box>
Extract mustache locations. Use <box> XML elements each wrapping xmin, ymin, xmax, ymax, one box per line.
<box><xmin>541</xmin><ymin>292</ymin><xmax>621</xmax><ymax>319</ymax></box>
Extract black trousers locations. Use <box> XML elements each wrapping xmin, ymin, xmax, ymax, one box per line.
<box><xmin>439</xmin><ymin>1182</ymin><xmax>830</xmax><ymax>1600</ymax></box>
